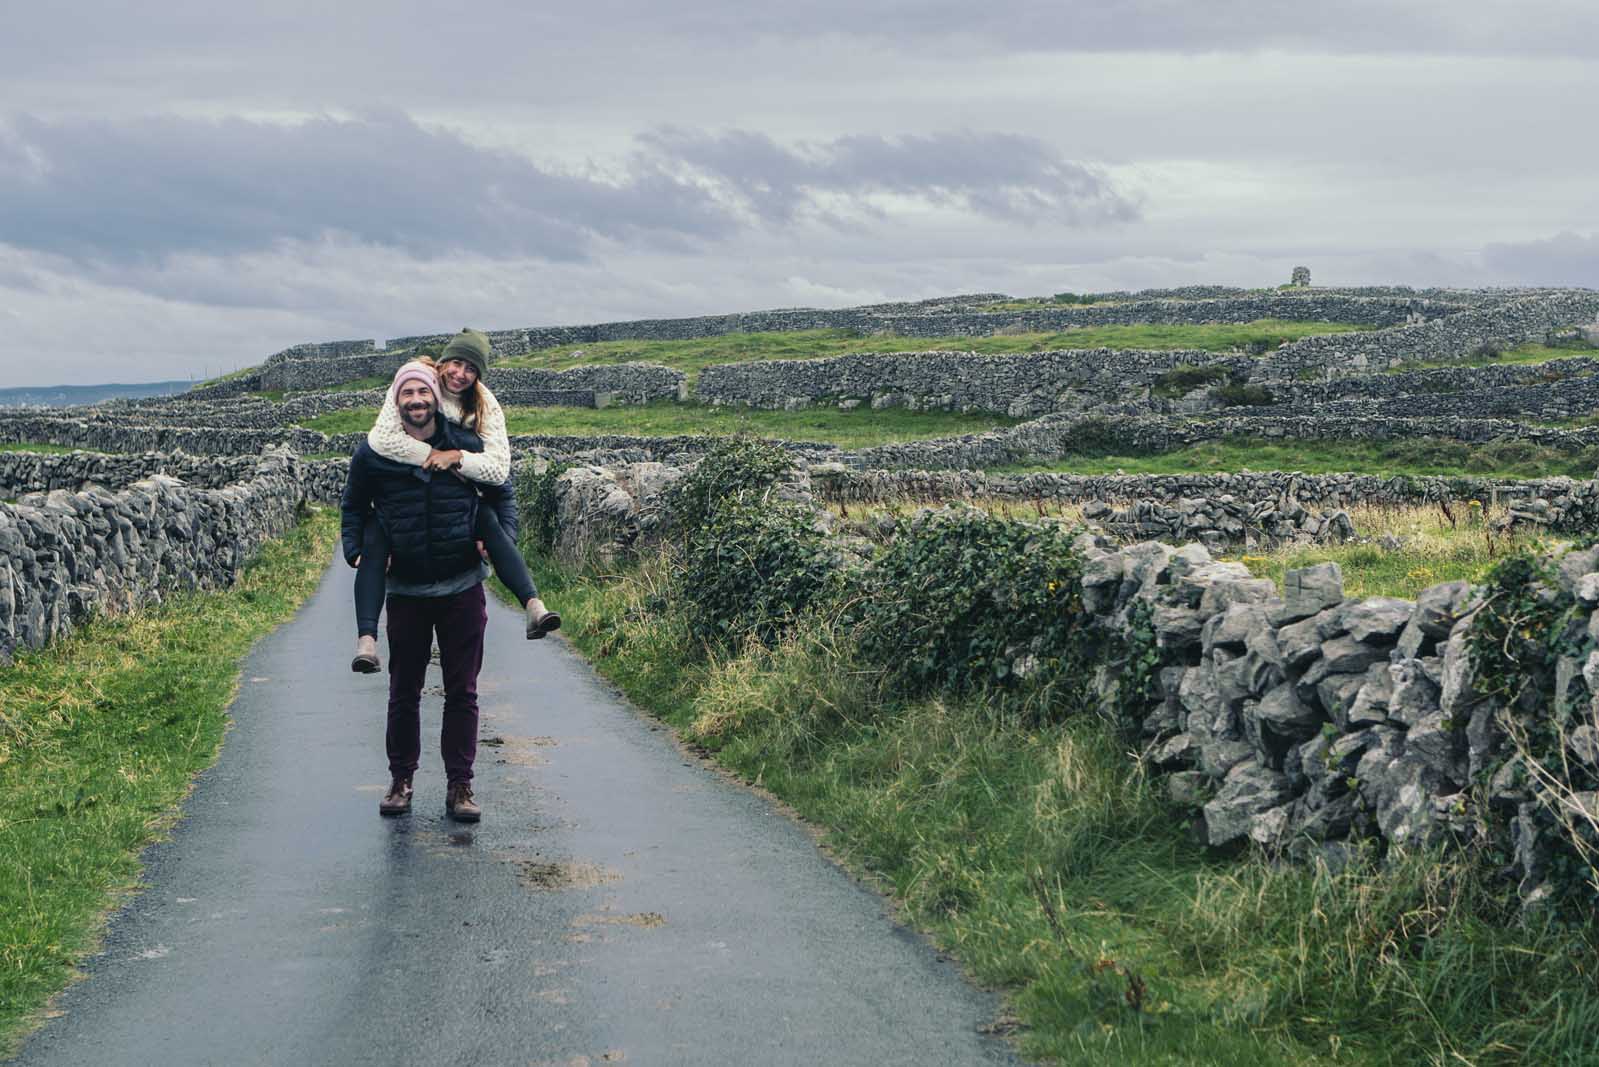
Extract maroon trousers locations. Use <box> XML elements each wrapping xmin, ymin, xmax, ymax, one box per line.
<box><xmin>384</xmin><ymin>584</ymin><xmax>487</xmax><ymax>784</ymax></box>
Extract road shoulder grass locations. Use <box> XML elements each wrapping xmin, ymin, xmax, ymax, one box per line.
<box><xmin>0</xmin><ymin>506</ymin><xmax>339</xmax><ymax>1054</ymax></box>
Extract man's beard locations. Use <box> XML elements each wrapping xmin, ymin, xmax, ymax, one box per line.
<box><xmin>401</xmin><ymin>402</ymin><xmax>433</xmax><ymax>428</ymax></box>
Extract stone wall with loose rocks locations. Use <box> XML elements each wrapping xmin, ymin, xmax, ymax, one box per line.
<box><xmin>189</xmin><ymin>357</ymin><xmax>685</xmax><ymax>405</ymax></box>
<box><xmin>0</xmin><ymin>414</ymin><xmax>333</xmax><ymax>457</ymax></box>
<box><xmin>1070</xmin><ymin>533</ymin><xmax>1592</xmax><ymax>900</ymax></box>
<box><xmin>848</xmin><ymin>413</ymin><xmax>1599</xmax><ymax>472</ymax></box>
<box><xmin>1079</xmin><ymin>497</ymin><xmax>1357</xmax><ymax>550</ymax></box>
<box><xmin>697</xmin><ymin>348</ymin><xmax>1254</xmax><ymax>416</ymax></box>
<box><xmin>809</xmin><ymin>465</ymin><xmax>1492</xmax><ymax>505</ymax></box>
<box><xmin>0</xmin><ymin>449</ymin><xmax>348</xmax><ymax>502</ymax></box>
<box><xmin>1256</xmin><ymin>291</ymin><xmax>1599</xmax><ymax>378</ymax></box>
<box><xmin>7</xmin><ymin>408</ymin><xmax>1597</xmax><ymax>482</ymax></box>
<box><xmin>0</xmin><ymin>450</ymin><xmax>336</xmax><ymax>663</ymax></box>
<box><xmin>115</xmin><ymin>386</ymin><xmax>603</xmax><ymax>431</ymax></box>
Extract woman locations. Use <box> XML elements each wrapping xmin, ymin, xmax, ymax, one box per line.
<box><xmin>350</xmin><ymin>329</ymin><xmax>558</xmax><ymax>673</ymax></box>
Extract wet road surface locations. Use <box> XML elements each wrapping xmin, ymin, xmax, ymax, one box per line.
<box><xmin>15</xmin><ymin>557</ymin><xmax>1018</xmax><ymax>1066</ymax></box>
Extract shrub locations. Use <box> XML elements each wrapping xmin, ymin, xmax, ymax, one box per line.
<box><xmin>1463</xmin><ymin>435</ymin><xmax>1583</xmax><ymax>476</ymax></box>
<box><xmin>664</xmin><ymin>435</ymin><xmax>795</xmax><ymax>537</ymax></box>
<box><xmin>515</xmin><ymin>461</ymin><xmax>570</xmax><ymax>553</ymax></box>
<box><xmin>1057</xmin><ymin>416</ymin><xmax>1147</xmax><ymax>458</ymax></box>
<box><xmin>1468</xmin><ymin>551</ymin><xmax>1599</xmax><ymax>906</ymax></box>
<box><xmin>1151</xmin><ymin>364</ymin><xmax>1228</xmax><ymax>400</ymax></box>
<box><xmin>853</xmin><ymin>508</ymin><xmax>1095</xmax><ymax>704</ymax></box>
<box><xmin>1214</xmin><ymin>383</ymin><xmax>1275</xmax><ymax>407</ymax></box>
<box><xmin>680</xmin><ymin>495</ymin><xmax>843</xmax><ymax>650</ymax></box>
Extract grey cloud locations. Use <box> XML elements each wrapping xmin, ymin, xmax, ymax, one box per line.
<box><xmin>0</xmin><ymin>112</ymin><xmax>737</xmax><ymax>264</ymax></box>
<box><xmin>1481</xmin><ymin>232</ymin><xmax>1599</xmax><ymax>288</ymax></box>
<box><xmin>639</xmin><ymin>128</ymin><xmax>1138</xmax><ymax>226</ymax></box>
<box><xmin>0</xmin><ymin>115</ymin><xmax>1134</xmax><ymax>272</ymax></box>
<box><xmin>664</xmin><ymin>0</ymin><xmax>1599</xmax><ymax>56</ymax></box>
<box><xmin>4</xmin><ymin>1</ymin><xmax>1597</xmax><ymax>72</ymax></box>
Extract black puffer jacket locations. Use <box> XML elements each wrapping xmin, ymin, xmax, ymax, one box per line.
<box><xmin>339</xmin><ymin>420</ymin><xmax>517</xmax><ymax>585</ymax></box>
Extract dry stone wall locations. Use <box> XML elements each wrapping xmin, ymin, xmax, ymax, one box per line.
<box><xmin>1256</xmin><ymin>292</ymin><xmax>1599</xmax><ymax>378</ymax></box>
<box><xmin>0</xmin><ymin>449</ymin><xmax>347</xmax><ymax>502</ymax></box>
<box><xmin>849</xmin><ymin>413</ymin><xmax>1599</xmax><ymax>472</ymax></box>
<box><xmin>697</xmin><ymin>348</ymin><xmax>1254</xmax><ymax>416</ymax></box>
<box><xmin>688</xmin><ymin>294</ymin><xmax>1599</xmax><ymax>416</ymax></box>
<box><xmin>7</xmin><ymin>408</ymin><xmax>1597</xmax><ymax>483</ymax></box>
<box><xmin>1079</xmin><ymin>497</ymin><xmax>1356</xmax><ymax>550</ymax></box>
<box><xmin>193</xmin><ymin>360</ymin><xmax>683</xmax><ymax>406</ymax></box>
<box><xmin>0</xmin><ymin>450</ymin><xmax>334</xmax><ymax>663</ymax></box>
<box><xmin>0</xmin><ymin>414</ymin><xmax>332</xmax><ymax>457</ymax></box>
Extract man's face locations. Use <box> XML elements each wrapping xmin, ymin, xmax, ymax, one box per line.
<box><xmin>438</xmin><ymin>358</ymin><xmax>479</xmax><ymax>396</ymax></box>
<box><xmin>397</xmin><ymin>381</ymin><xmax>436</xmax><ymax>428</ymax></box>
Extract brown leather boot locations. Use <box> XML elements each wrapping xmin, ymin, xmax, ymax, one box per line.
<box><xmin>445</xmin><ymin>781</ymin><xmax>481</xmax><ymax>822</ymax></box>
<box><xmin>351</xmin><ymin>635</ymin><xmax>381</xmax><ymax>673</ymax></box>
<box><xmin>378</xmin><ymin>776</ymin><xmax>412</xmax><ymax>816</ymax></box>
<box><xmin>525</xmin><ymin>599</ymin><xmax>561</xmax><ymax>640</ymax></box>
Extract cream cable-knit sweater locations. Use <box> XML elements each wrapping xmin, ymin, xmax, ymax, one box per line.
<box><xmin>367</xmin><ymin>385</ymin><xmax>511</xmax><ymax>485</ymax></box>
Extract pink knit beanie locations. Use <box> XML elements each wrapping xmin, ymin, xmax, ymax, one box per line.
<box><xmin>389</xmin><ymin>360</ymin><xmax>438</xmax><ymax>404</ymax></box>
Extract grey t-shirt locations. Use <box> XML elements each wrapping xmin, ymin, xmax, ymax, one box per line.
<box><xmin>387</xmin><ymin>559</ymin><xmax>489</xmax><ymax>599</ymax></box>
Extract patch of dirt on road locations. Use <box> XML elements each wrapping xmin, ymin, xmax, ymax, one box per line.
<box><xmin>481</xmin><ymin>734</ymin><xmax>557</xmax><ymax>767</ymax></box>
<box><xmin>572</xmin><ymin>911</ymin><xmax>665</xmax><ymax>929</ymax></box>
<box><xmin>508</xmin><ymin>859</ymin><xmax>621</xmax><ymax>891</ymax></box>
<box><xmin>530</xmin><ymin>1052</ymin><xmax>627</xmax><ymax>1066</ymax></box>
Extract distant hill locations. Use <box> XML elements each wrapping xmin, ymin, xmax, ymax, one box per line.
<box><xmin>0</xmin><ymin>380</ymin><xmax>193</xmax><ymax>408</ymax></box>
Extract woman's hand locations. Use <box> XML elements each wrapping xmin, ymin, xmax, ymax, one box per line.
<box><xmin>423</xmin><ymin>448</ymin><xmax>464</xmax><ymax>470</ymax></box>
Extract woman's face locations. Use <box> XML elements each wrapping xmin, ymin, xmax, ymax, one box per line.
<box><xmin>438</xmin><ymin>358</ymin><xmax>479</xmax><ymax>396</ymax></box>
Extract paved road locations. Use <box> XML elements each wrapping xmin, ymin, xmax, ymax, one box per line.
<box><xmin>16</xmin><ymin>557</ymin><xmax>1018</xmax><ymax>1066</ymax></box>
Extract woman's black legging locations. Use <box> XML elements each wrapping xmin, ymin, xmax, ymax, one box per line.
<box><xmin>354</xmin><ymin>508</ymin><xmax>539</xmax><ymax>637</ymax></box>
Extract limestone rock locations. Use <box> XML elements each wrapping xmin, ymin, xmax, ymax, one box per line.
<box><xmin>1203</xmin><ymin>764</ymin><xmax>1293</xmax><ymax>847</ymax></box>
<box><xmin>1282</xmin><ymin>562</ymin><xmax>1343</xmax><ymax>621</ymax></box>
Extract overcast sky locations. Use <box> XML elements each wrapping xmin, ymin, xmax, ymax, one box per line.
<box><xmin>2</xmin><ymin>1</ymin><xmax>1596</xmax><ymax>387</ymax></box>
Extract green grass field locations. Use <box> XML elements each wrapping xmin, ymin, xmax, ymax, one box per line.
<box><xmin>1393</xmin><ymin>339</ymin><xmax>1599</xmax><ymax>372</ymax></box>
<box><xmin>0</xmin><ymin>508</ymin><xmax>339</xmax><ymax>1053</ymax></box>
<box><xmin>0</xmin><ymin>443</ymin><xmax>83</xmax><ymax>455</ymax></box>
<box><xmin>496</xmin><ymin>320</ymin><xmax>1371</xmax><ymax>382</ymax></box>
<box><xmin>297</xmin><ymin>400</ymin><xmax>1020</xmax><ymax>449</ymax></box>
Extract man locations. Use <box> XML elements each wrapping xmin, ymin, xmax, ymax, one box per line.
<box><xmin>340</xmin><ymin>360</ymin><xmax>516</xmax><ymax>822</ymax></box>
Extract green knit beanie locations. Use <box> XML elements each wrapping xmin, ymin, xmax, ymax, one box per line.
<box><xmin>440</xmin><ymin>328</ymin><xmax>492</xmax><ymax>377</ymax></box>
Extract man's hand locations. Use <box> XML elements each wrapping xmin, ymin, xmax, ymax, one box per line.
<box><xmin>477</xmin><ymin>540</ymin><xmax>489</xmax><ymax>560</ymax></box>
<box><xmin>423</xmin><ymin>448</ymin><xmax>464</xmax><ymax>471</ymax></box>
<box><xmin>348</xmin><ymin>555</ymin><xmax>360</xmax><ymax>569</ymax></box>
